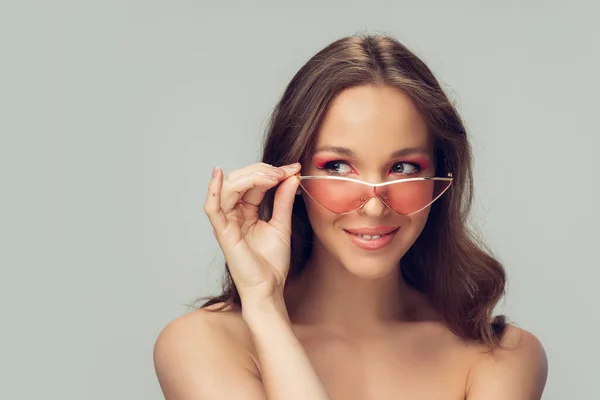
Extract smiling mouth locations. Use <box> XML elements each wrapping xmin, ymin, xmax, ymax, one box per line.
<box><xmin>343</xmin><ymin>229</ymin><xmax>399</xmax><ymax>240</ymax></box>
<box><xmin>342</xmin><ymin>228</ymin><xmax>400</xmax><ymax>251</ymax></box>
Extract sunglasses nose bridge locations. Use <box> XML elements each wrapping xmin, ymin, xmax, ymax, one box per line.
<box><xmin>358</xmin><ymin>183</ymin><xmax>378</xmax><ymax>202</ymax></box>
<box><xmin>365</xmin><ymin>184</ymin><xmax>391</xmax><ymax>205</ymax></box>
<box><xmin>358</xmin><ymin>184</ymin><xmax>390</xmax><ymax>211</ymax></box>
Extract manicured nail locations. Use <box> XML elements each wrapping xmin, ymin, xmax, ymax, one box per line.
<box><xmin>212</xmin><ymin>166</ymin><xmax>219</xmax><ymax>178</ymax></box>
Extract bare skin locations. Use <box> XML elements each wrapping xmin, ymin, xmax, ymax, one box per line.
<box><xmin>156</xmin><ymin>302</ymin><xmax>546</xmax><ymax>399</ymax></box>
<box><xmin>154</xmin><ymin>84</ymin><xmax>548</xmax><ymax>399</ymax></box>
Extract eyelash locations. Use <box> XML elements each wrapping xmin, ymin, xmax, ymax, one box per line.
<box><xmin>317</xmin><ymin>160</ymin><xmax>422</xmax><ymax>176</ymax></box>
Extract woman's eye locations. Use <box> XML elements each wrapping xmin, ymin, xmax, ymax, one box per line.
<box><xmin>392</xmin><ymin>162</ymin><xmax>420</xmax><ymax>175</ymax></box>
<box><xmin>323</xmin><ymin>161</ymin><xmax>353</xmax><ymax>174</ymax></box>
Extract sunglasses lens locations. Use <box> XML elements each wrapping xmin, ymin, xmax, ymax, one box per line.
<box><xmin>300</xmin><ymin>178</ymin><xmax>452</xmax><ymax>215</ymax></box>
<box><xmin>382</xmin><ymin>179</ymin><xmax>452</xmax><ymax>215</ymax></box>
<box><xmin>299</xmin><ymin>178</ymin><xmax>371</xmax><ymax>214</ymax></box>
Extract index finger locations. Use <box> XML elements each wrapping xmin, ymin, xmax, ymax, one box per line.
<box><xmin>203</xmin><ymin>166</ymin><xmax>227</xmax><ymax>233</ymax></box>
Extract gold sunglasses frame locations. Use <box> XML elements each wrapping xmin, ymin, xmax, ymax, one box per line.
<box><xmin>296</xmin><ymin>173</ymin><xmax>454</xmax><ymax>216</ymax></box>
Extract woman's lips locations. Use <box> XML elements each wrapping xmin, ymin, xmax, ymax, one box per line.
<box><xmin>343</xmin><ymin>228</ymin><xmax>399</xmax><ymax>251</ymax></box>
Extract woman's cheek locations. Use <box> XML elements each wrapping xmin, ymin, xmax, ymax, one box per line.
<box><xmin>408</xmin><ymin>209</ymin><xmax>431</xmax><ymax>238</ymax></box>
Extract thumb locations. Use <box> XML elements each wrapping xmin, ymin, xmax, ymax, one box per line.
<box><xmin>268</xmin><ymin>174</ymin><xmax>300</xmax><ymax>235</ymax></box>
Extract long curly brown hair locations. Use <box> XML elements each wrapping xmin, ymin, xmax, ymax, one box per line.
<box><xmin>197</xmin><ymin>33</ymin><xmax>507</xmax><ymax>347</ymax></box>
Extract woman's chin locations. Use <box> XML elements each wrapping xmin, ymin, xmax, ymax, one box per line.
<box><xmin>338</xmin><ymin>256</ymin><xmax>401</xmax><ymax>280</ymax></box>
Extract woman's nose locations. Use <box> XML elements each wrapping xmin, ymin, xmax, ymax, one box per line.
<box><xmin>357</xmin><ymin>195</ymin><xmax>390</xmax><ymax>217</ymax></box>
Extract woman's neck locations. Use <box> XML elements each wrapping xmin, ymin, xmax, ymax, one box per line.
<box><xmin>284</xmin><ymin>246</ymin><xmax>440</xmax><ymax>333</ymax></box>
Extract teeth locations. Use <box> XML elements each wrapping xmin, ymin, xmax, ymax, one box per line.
<box><xmin>355</xmin><ymin>234</ymin><xmax>381</xmax><ymax>240</ymax></box>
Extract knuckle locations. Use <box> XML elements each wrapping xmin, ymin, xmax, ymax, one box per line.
<box><xmin>203</xmin><ymin>201</ymin><xmax>217</xmax><ymax>214</ymax></box>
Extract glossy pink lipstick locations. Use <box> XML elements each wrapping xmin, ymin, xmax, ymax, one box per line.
<box><xmin>343</xmin><ymin>226</ymin><xmax>399</xmax><ymax>251</ymax></box>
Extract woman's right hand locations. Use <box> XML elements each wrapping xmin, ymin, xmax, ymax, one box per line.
<box><xmin>203</xmin><ymin>162</ymin><xmax>302</xmax><ymax>305</ymax></box>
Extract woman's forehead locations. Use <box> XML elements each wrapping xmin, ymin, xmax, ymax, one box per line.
<box><xmin>311</xmin><ymin>85</ymin><xmax>432</xmax><ymax>158</ymax></box>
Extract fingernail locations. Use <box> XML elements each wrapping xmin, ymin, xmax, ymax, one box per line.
<box><xmin>212</xmin><ymin>166</ymin><xmax>219</xmax><ymax>178</ymax></box>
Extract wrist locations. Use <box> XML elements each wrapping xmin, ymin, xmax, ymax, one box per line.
<box><xmin>241</xmin><ymin>293</ymin><xmax>291</xmax><ymax>328</ymax></box>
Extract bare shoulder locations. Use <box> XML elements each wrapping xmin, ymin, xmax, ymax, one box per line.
<box><xmin>466</xmin><ymin>324</ymin><xmax>548</xmax><ymax>400</ymax></box>
<box><xmin>155</xmin><ymin>302</ymin><xmax>256</xmax><ymax>360</ymax></box>
<box><xmin>153</xmin><ymin>302</ymin><xmax>264</xmax><ymax>399</ymax></box>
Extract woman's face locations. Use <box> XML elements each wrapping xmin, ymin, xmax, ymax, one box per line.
<box><xmin>301</xmin><ymin>84</ymin><xmax>435</xmax><ymax>278</ymax></box>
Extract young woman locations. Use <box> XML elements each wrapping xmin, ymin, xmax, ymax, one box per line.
<box><xmin>154</xmin><ymin>34</ymin><xmax>548</xmax><ymax>399</ymax></box>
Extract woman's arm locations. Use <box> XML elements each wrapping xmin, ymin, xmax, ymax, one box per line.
<box><xmin>153</xmin><ymin>298</ymin><xmax>331</xmax><ymax>400</ymax></box>
<box><xmin>242</xmin><ymin>295</ymin><xmax>331</xmax><ymax>400</ymax></box>
<box><xmin>155</xmin><ymin>164</ymin><xmax>331</xmax><ymax>398</ymax></box>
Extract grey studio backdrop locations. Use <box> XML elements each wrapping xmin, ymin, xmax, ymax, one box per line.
<box><xmin>25</xmin><ymin>0</ymin><xmax>600</xmax><ymax>399</ymax></box>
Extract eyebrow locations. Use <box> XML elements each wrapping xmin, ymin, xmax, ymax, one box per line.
<box><xmin>313</xmin><ymin>145</ymin><xmax>430</xmax><ymax>159</ymax></box>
